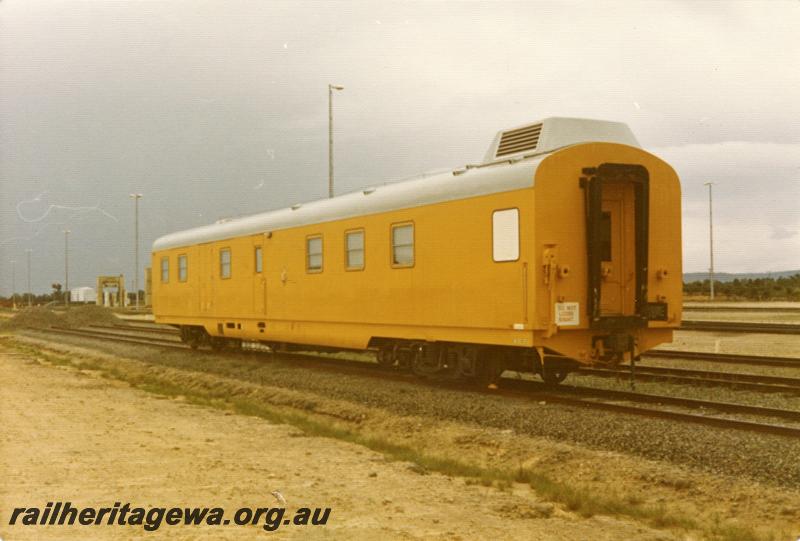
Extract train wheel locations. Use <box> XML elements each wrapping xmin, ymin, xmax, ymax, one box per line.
<box><xmin>475</xmin><ymin>350</ymin><xmax>504</xmax><ymax>389</ymax></box>
<box><xmin>396</xmin><ymin>349</ymin><xmax>412</xmax><ymax>370</ymax></box>
<box><xmin>541</xmin><ymin>362</ymin><xmax>569</xmax><ymax>385</ymax></box>
<box><xmin>376</xmin><ymin>348</ymin><xmax>395</xmax><ymax>369</ymax></box>
<box><xmin>179</xmin><ymin>326</ymin><xmax>202</xmax><ymax>349</ymax></box>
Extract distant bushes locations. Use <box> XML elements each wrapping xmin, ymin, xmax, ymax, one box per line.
<box><xmin>683</xmin><ymin>274</ymin><xmax>800</xmax><ymax>301</ymax></box>
<box><xmin>1</xmin><ymin>305</ymin><xmax>124</xmax><ymax>330</ymax></box>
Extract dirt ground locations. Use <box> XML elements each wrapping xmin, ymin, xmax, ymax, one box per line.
<box><xmin>0</xmin><ymin>342</ymin><xmax>674</xmax><ymax>540</ymax></box>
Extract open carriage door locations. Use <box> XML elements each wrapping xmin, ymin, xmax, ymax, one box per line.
<box><xmin>583</xmin><ymin>163</ymin><xmax>649</xmax><ymax>331</ymax></box>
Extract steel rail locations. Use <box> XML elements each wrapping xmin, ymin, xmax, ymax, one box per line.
<box><xmin>645</xmin><ymin>349</ymin><xmax>800</xmax><ymax>368</ymax></box>
<box><xmin>684</xmin><ymin>306</ymin><xmax>800</xmax><ymax>313</ymax></box>
<box><xmin>49</xmin><ymin>326</ymin><xmax>187</xmax><ymax>349</ymax></box>
<box><xmin>577</xmin><ymin>366</ymin><xmax>800</xmax><ymax>394</ymax></box>
<box><xmin>502</xmin><ymin>382</ymin><xmax>800</xmax><ymax>438</ymax></box>
<box><xmin>100</xmin><ymin>323</ymin><xmax>178</xmax><ymax>335</ymax></box>
<box><xmin>680</xmin><ymin>320</ymin><xmax>800</xmax><ymax>334</ymax></box>
<box><xmin>515</xmin><ymin>381</ymin><xmax>800</xmax><ymax>422</ymax></box>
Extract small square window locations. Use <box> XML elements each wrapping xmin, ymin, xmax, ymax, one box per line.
<box><xmin>307</xmin><ymin>236</ymin><xmax>323</xmax><ymax>272</ymax></box>
<box><xmin>345</xmin><ymin>230</ymin><xmax>364</xmax><ymax>270</ymax></box>
<box><xmin>178</xmin><ymin>254</ymin><xmax>188</xmax><ymax>282</ymax></box>
<box><xmin>220</xmin><ymin>248</ymin><xmax>231</xmax><ymax>279</ymax></box>
<box><xmin>391</xmin><ymin>223</ymin><xmax>414</xmax><ymax>267</ymax></box>
<box><xmin>160</xmin><ymin>256</ymin><xmax>169</xmax><ymax>283</ymax></box>
<box><xmin>255</xmin><ymin>246</ymin><xmax>263</xmax><ymax>273</ymax></box>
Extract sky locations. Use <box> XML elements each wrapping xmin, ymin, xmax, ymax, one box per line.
<box><xmin>1</xmin><ymin>0</ymin><xmax>799</xmax><ymax>295</ymax></box>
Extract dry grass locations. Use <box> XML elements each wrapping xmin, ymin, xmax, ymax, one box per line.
<box><xmin>0</xmin><ymin>305</ymin><xmax>124</xmax><ymax>331</ymax></box>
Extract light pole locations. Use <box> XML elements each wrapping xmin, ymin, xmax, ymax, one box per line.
<box><xmin>704</xmin><ymin>182</ymin><xmax>715</xmax><ymax>300</ymax></box>
<box><xmin>328</xmin><ymin>84</ymin><xmax>344</xmax><ymax>198</ymax></box>
<box><xmin>10</xmin><ymin>260</ymin><xmax>16</xmax><ymax>310</ymax></box>
<box><xmin>129</xmin><ymin>193</ymin><xmax>142</xmax><ymax>310</ymax></box>
<box><xmin>25</xmin><ymin>249</ymin><xmax>32</xmax><ymax>307</ymax></box>
<box><xmin>64</xmin><ymin>229</ymin><xmax>71</xmax><ymax>305</ymax></box>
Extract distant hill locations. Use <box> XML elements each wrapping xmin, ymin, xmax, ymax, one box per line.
<box><xmin>684</xmin><ymin>270</ymin><xmax>800</xmax><ymax>283</ymax></box>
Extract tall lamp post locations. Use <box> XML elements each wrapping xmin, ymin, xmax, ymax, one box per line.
<box><xmin>129</xmin><ymin>193</ymin><xmax>142</xmax><ymax>310</ymax></box>
<box><xmin>10</xmin><ymin>260</ymin><xmax>16</xmax><ymax>310</ymax></box>
<box><xmin>64</xmin><ymin>229</ymin><xmax>71</xmax><ymax>305</ymax></box>
<box><xmin>328</xmin><ymin>84</ymin><xmax>344</xmax><ymax>198</ymax></box>
<box><xmin>704</xmin><ymin>182</ymin><xmax>715</xmax><ymax>300</ymax></box>
<box><xmin>25</xmin><ymin>248</ymin><xmax>32</xmax><ymax>307</ymax></box>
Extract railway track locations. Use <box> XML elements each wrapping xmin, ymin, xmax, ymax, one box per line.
<box><xmin>684</xmin><ymin>305</ymin><xmax>800</xmax><ymax>313</ymax></box>
<box><xmin>501</xmin><ymin>381</ymin><xmax>800</xmax><ymax>438</ymax></box>
<box><xmin>645</xmin><ymin>349</ymin><xmax>800</xmax><ymax>368</ymax></box>
<box><xmin>101</xmin><ymin>323</ymin><xmax>178</xmax><ymax>335</ymax></box>
<box><xmin>51</xmin><ymin>326</ymin><xmax>186</xmax><ymax>349</ymax></box>
<box><xmin>577</xmin><ymin>365</ymin><xmax>800</xmax><ymax>394</ymax></box>
<box><xmin>25</xmin><ymin>325</ymin><xmax>800</xmax><ymax>439</ymax></box>
<box><xmin>680</xmin><ymin>320</ymin><xmax>800</xmax><ymax>334</ymax></box>
<box><xmin>83</xmin><ymin>325</ymin><xmax>800</xmax><ymax>393</ymax></box>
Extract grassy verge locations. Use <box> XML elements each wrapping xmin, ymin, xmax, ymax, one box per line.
<box><xmin>3</xmin><ymin>336</ymin><xmax>777</xmax><ymax>541</ymax></box>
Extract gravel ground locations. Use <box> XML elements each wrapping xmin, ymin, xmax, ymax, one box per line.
<box><xmin>17</xmin><ymin>330</ymin><xmax>800</xmax><ymax>488</ymax></box>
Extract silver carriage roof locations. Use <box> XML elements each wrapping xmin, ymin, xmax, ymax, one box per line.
<box><xmin>152</xmin><ymin>117</ymin><xmax>639</xmax><ymax>252</ymax></box>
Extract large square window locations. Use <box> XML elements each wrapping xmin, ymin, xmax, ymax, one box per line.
<box><xmin>492</xmin><ymin>209</ymin><xmax>519</xmax><ymax>262</ymax></box>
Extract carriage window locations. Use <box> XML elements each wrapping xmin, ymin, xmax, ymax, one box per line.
<box><xmin>492</xmin><ymin>208</ymin><xmax>519</xmax><ymax>262</ymax></box>
<box><xmin>178</xmin><ymin>254</ymin><xmax>188</xmax><ymax>282</ymax></box>
<box><xmin>254</xmin><ymin>246</ymin><xmax>263</xmax><ymax>273</ymax></box>
<box><xmin>220</xmin><ymin>248</ymin><xmax>231</xmax><ymax>279</ymax></box>
<box><xmin>307</xmin><ymin>236</ymin><xmax>323</xmax><ymax>272</ymax></box>
<box><xmin>160</xmin><ymin>256</ymin><xmax>169</xmax><ymax>283</ymax></box>
<box><xmin>345</xmin><ymin>230</ymin><xmax>364</xmax><ymax>270</ymax></box>
<box><xmin>600</xmin><ymin>212</ymin><xmax>612</xmax><ymax>262</ymax></box>
<box><xmin>391</xmin><ymin>223</ymin><xmax>414</xmax><ymax>267</ymax></box>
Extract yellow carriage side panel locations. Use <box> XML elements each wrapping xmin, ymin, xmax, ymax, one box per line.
<box><xmin>153</xmin><ymin>186</ymin><xmax>539</xmax><ymax>349</ymax></box>
<box><xmin>261</xmin><ymin>189</ymin><xmax>536</xmax><ymax>344</ymax></box>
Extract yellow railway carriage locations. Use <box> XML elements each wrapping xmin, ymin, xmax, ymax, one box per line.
<box><xmin>152</xmin><ymin>118</ymin><xmax>682</xmax><ymax>384</ymax></box>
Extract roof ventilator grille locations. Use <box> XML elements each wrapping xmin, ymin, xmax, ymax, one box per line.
<box><xmin>495</xmin><ymin>123</ymin><xmax>542</xmax><ymax>158</ymax></box>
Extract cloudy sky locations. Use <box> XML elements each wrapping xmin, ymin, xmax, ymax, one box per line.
<box><xmin>1</xmin><ymin>0</ymin><xmax>798</xmax><ymax>295</ymax></box>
